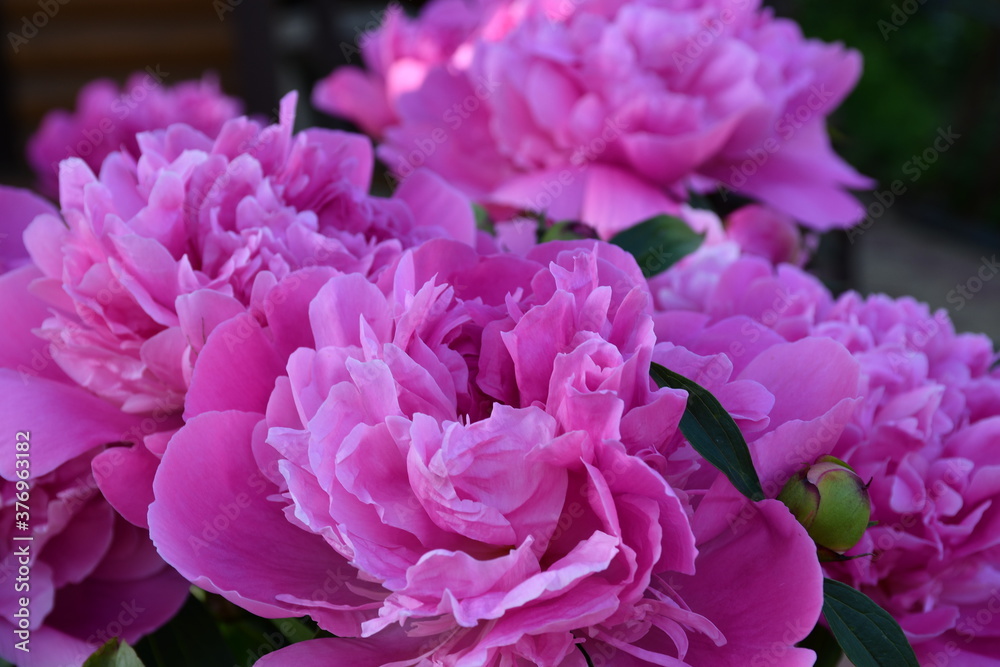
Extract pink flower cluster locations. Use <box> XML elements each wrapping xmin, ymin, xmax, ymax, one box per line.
<box><xmin>28</xmin><ymin>72</ymin><xmax>244</xmax><ymax>199</ymax></box>
<box><xmin>0</xmin><ymin>10</ymin><xmax>994</xmax><ymax>661</ymax></box>
<box><xmin>7</xmin><ymin>108</ymin><xmax>847</xmax><ymax>662</ymax></box>
<box><xmin>650</xmin><ymin>244</ymin><xmax>1000</xmax><ymax>665</ymax></box>
<box><xmin>1</xmin><ymin>92</ymin><xmax>476</xmax><ymax>661</ymax></box>
<box><xmin>315</xmin><ymin>0</ymin><xmax>870</xmax><ymax>236</ymax></box>
<box><xmin>0</xmin><ymin>187</ymin><xmax>190</xmax><ymax>665</ymax></box>
<box><xmin>19</xmin><ymin>92</ymin><xmax>472</xmax><ymax>420</ymax></box>
<box><xmin>148</xmin><ymin>239</ymin><xmax>827</xmax><ymax>665</ymax></box>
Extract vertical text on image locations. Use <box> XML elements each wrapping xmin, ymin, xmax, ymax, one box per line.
<box><xmin>12</xmin><ymin>430</ymin><xmax>32</xmax><ymax>653</ymax></box>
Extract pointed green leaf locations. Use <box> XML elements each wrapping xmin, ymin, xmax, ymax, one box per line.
<box><xmin>609</xmin><ymin>215</ymin><xmax>704</xmax><ymax>277</ymax></box>
<box><xmin>650</xmin><ymin>363</ymin><xmax>764</xmax><ymax>501</ymax></box>
<box><xmin>84</xmin><ymin>639</ymin><xmax>146</xmax><ymax>667</ymax></box>
<box><xmin>822</xmin><ymin>578</ymin><xmax>919</xmax><ymax>667</ymax></box>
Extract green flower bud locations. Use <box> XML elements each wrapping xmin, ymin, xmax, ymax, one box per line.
<box><xmin>778</xmin><ymin>455</ymin><xmax>872</xmax><ymax>554</ymax></box>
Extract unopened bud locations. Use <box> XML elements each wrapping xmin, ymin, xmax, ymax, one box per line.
<box><xmin>778</xmin><ymin>455</ymin><xmax>872</xmax><ymax>554</ymax></box>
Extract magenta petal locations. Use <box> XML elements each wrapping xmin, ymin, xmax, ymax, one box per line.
<box><xmin>312</xmin><ymin>68</ymin><xmax>396</xmax><ymax>137</ymax></box>
<box><xmin>255</xmin><ymin>633</ymin><xmax>429</xmax><ymax>666</ymax></box>
<box><xmin>0</xmin><ymin>371</ymin><xmax>143</xmax><ymax>478</ymax></box>
<box><xmin>672</xmin><ymin>496</ymin><xmax>823</xmax><ymax>667</ymax></box>
<box><xmin>183</xmin><ymin>316</ymin><xmax>286</xmax><ymax>419</ymax></box>
<box><xmin>0</xmin><ymin>624</ymin><xmax>94</xmax><ymax>667</ymax></box>
<box><xmin>0</xmin><ymin>185</ymin><xmax>58</xmax><ymax>268</ymax></box>
<box><xmin>752</xmin><ymin>397</ymin><xmax>859</xmax><ymax>493</ymax></box>
<box><xmin>93</xmin><ymin>443</ymin><xmax>160</xmax><ymax>528</ymax></box>
<box><xmin>489</xmin><ymin>169</ymin><xmax>586</xmax><ymax>224</ymax></box>
<box><xmin>738</xmin><ymin>337</ymin><xmax>860</xmax><ymax>429</ymax></box>
<box><xmin>175</xmin><ymin>290</ymin><xmax>245</xmax><ymax>352</ymax></box>
<box><xmin>148</xmin><ymin>411</ymin><xmax>364</xmax><ymax>632</ymax></box>
<box><xmin>581</xmin><ymin>165</ymin><xmax>681</xmax><ymax>239</ymax></box>
<box><xmin>394</xmin><ymin>169</ymin><xmax>476</xmax><ymax>247</ymax></box>
<box><xmin>0</xmin><ymin>265</ymin><xmax>67</xmax><ymax>382</ymax></box>
<box><xmin>22</xmin><ymin>213</ymin><xmax>67</xmax><ymax>278</ymax></box>
<box><xmin>39</xmin><ymin>564</ymin><xmax>189</xmax><ymax>652</ymax></box>
<box><xmin>40</xmin><ymin>498</ymin><xmax>115</xmax><ymax>587</ymax></box>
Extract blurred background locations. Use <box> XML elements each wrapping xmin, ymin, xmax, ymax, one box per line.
<box><xmin>0</xmin><ymin>0</ymin><xmax>997</xmax><ymax>339</ymax></box>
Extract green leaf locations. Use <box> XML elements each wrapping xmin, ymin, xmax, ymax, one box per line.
<box><xmin>219</xmin><ymin>618</ymin><xmax>288</xmax><ymax>665</ymax></box>
<box><xmin>271</xmin><ymin>617</ymin><xmax>319</xmax><ymax>644</ymax></box>
<box><xmin>539</xmin><ymin>221</ymin><xmax>584</xmax><ymax>242</ymax></box>
<box><xmin>686</xmin><ymin>191</ymin><xmax>714</xmax><ymax>211</ymax></box>
<box><xmin>822</xmin><ymin>578</ymin><xmax>920</xmax><ymax>667</ymax></box>
<box><xmin>133</xmin><ymin>594</ymin><xmax>235</xmax><ymax>667</ymax></box>
<box><xmin>650</xmin><ymin>363</ymin><xmax>764</xmax><ymax>501</ymax></box>
<box><xmin>473</xmin><ymin>204</ymin><xmax>494</xmax><ymax>234</ymax></box>
<box><xmin>84</xmin><ymin>639</ymin><xmax>146</xmax><ymax>667</ymax></box>
<box><xmin>609</xmin><ymin>215</ymin><xmax>704</xmax><ymax>277</ymax></box>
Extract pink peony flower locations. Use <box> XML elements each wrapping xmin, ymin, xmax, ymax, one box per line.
<box><xmin>149</xmin><ymin>239</ymin><xmax>824</xmax><ymax>665</ymax></box>
<box><xmin>315</xmin><ymin>0</ymin><xmax>870</xmax><ymax>236</ymax></box>
<box><xmin>650</xmin><ymin>244</ymin><xmax>1000</xmax><ymax>664</ymax></box>
<box><xmin>27</xmin><ymin>72</ymin><xmax>243</xmax><ymax>198</ymax></box>
<box><xmin>317</xmin><ymin>0</ymin><xmax>500</xmax><ymax>138</ymax></box>
<box><xmin>0</xmin><ymin>258</ymin><xmax>187</xmax><ymax>665</ymax></box>
<box><xmin>4</xmin><ymin>94</ymin><xmax>475</xmax><ymax>530</ymax></box>
<box><xmin>18</xmin><ymin>91</ymin><xmax>473</xmax><ymax>416</ymax></box>
<box><xmin>0</xmin><ymin>447</ymin><xmax>189</xmax><ymax>667</ymax></box>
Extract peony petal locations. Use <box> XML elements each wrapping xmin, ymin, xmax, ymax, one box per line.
<box><xmin>738</xmin><ymin>337</ymin><xmax>860</xmax><ymax>430</ymax></box>
<box><xmin>670</xmin><ymin>495</ymin><xmax>823</xmax><ymax>666</ymax></box>
<box><xmin>0</xmin><ymin>371</ymin><xmax>143</xmax><ymax>479</ymax></box>
<box><xmin>0</xmin><ymin>186</ymin><xmax>58</xmax><ymax>267</ymax></box>
<box><xmin>93</xmin><ymin>443</ymin><xmax>161</xmax><ymax>528</ymax></box>
<box><xmin>149</xmin><ymin>411</ymin><xmax>368</xmax><ymax>634</ymax></box>
<box><xmin>183</xmin><ymin>315</ymin><xmax>286</xmax><ymax>419</ymax></box>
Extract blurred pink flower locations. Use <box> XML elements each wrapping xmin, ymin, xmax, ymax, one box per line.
<box><xmin>651</xmin><ymin>244</ymin><xmax>1000</xmax><ymax>664</ymax></box>
<box><xmin>316</xmin><ymin>0</ymin><xmax>870</xmax><ymax>236</ymax></box>
<box><xmin>0</xmin><ymin>187</ymin><xmax>55</xmax><ymax>273</ymax></box>
<box><xmin>724</xmin><ymin>204</ymin><xmax>806</xmax><ymax>266</ymax></box>
<box><xmin>149</xmin><ymin>239</ymin><xmax>823</xmax><ymax>666</ymax></box>
<box><xmin>28</xmin><ymin>72</ymin><xmax>243</xmax><ymax>198</ymax></box>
